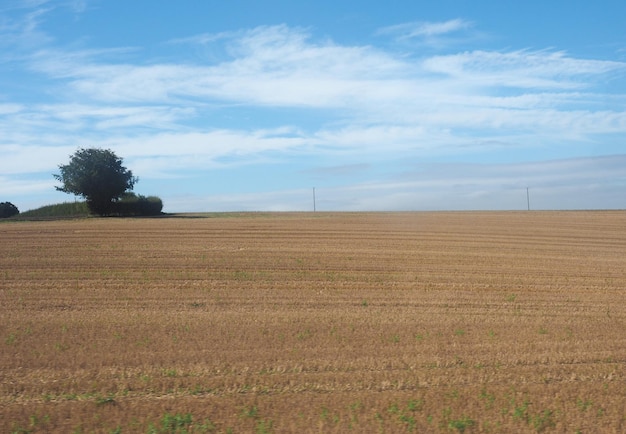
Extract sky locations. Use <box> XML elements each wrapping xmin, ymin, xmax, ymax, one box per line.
<box><xmin>1</xmin><ymin>0</ymin><xmax>625</xmax><ymax>212</ymax></box>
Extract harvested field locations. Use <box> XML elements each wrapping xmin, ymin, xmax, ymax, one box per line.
<box><xmin>1</xmin><ymin>211</ymin><xmax>626</xmax><ymax>433</ymax></box>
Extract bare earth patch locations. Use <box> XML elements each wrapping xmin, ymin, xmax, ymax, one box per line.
<box><xmin>1</xmin><ymin>211</ymin><xmax>625</xmax><ymax>432</ymax></box>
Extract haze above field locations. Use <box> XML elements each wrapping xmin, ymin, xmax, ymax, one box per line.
<box><xmin>1</xmin><ymin>0</ymin><xmax>625</xmax><ymax>212</ymax></box>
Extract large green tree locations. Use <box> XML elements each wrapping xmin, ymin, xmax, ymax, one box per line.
<box><xmin>54</xmin><ymin>148</ymin><xmax>138</xmax><ymax>216</ymax></box>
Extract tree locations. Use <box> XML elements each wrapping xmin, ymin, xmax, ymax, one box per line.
<box><xmin>0</xmin><ymin>202</ymin><xmax>19</xmax><ymax>218</ymax></box>
<box><xmin>54</xmin><ymin>148</ymin><xmax>138</xmax><ymax>216</ymax></box>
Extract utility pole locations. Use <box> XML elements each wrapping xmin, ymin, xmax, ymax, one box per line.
<box><xmin>527</xmin><ymin>187</ymin><xmax>530</xmax><ymax>211</ymax></box>
<box><xmin>313</xmin><ymin>187</ymin><xmax>316</xmax><ymax>212</ymax></box>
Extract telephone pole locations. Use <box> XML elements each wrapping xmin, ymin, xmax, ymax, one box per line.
<box><xmin>526</xmin><ymin>187</ymin><xmax>530</xmax><ymax>211</ymax></box>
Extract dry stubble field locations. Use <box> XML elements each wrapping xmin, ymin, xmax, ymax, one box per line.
<box><xmin>1</xmin><ymin>211</ymin><xmax>626</xmax><ymax>433</ymax></box>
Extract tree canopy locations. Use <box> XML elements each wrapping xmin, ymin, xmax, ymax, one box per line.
<box><xmin>54</xmin><ymin>148</ymin><xmax>138</xmax><ymax>216</ymax></box>
<box><xmin>0</xmin><ymin>202</ymin><xmax>19</xmax><ymax>218</ymax></box>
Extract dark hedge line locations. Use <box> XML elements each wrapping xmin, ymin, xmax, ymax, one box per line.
<box><xmin>112</xmin><ymin>194</ymin><xmax>163</xmax><ymax>216</ymax></box>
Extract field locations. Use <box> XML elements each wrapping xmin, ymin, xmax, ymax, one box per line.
<box><xmin>1</xmin><ymin>211</ymin><xmax>625</xmax><ymax>433</ymax></box>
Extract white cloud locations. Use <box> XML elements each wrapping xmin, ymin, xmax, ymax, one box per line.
<box><xmin>29</xmin><ymin>25</ymin><xmax>410</xmax><ymax>108</ymax></box>
<box><xmin>1</xmin><ymin>11</ymin><xmax>625</xmax><ymax>211</ymax></box>
<box><xmin>0</xmin><ymin>0</ymin><xmax>85</xmax><ymax>55</ymax></box>
<box><xmin>161</xmin><ymin>155</ymin><xmax>626</xmax><ymax>212</ymax></box>
<box><xmin>0</xmin><ymin>176</ymin><xmax>56</xmax><ymax>196</ymax></box>
<box><xmin>38</xmin><ymin>104</ymin><xmax>195</xmax><ymax>130</ymax></box>
<box><xmin>422</xmin><ymin>50</ymin><xmax>625</xmax><ymax>89</ymax></box>
<box><xmin>0</xmin><ymin>143</ymin><xmax>76</xmax><ymax>174</ymax></box>
<box><xmin>378</xmin><ymin>19</ymin><xmax>473</xmax><ymax>39</ymax></box>
<box><xmin>111</xmin><ymin>128</ymin><xmax>311</xmax><ymax>177</ymax></box>
<box><xmin>0</xmin><ymin>103</ymin><xmax>23</xmax><ymax>114</ymax></box>
<box><xmin>21</xmin><ymin>26</ymin><xmax>625</xmax><ymax>146</ymax></box>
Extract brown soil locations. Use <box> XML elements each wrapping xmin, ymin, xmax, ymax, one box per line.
<box><xmin>1</xmin><ymin>211</ymin><xmax>625</xmax><ymax>432</ymax></box>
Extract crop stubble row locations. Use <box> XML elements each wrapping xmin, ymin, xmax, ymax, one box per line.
<box><xmin>1</xmin><ymin>211</ymin><xmax>626</xmax><ymax>432</ymax></box>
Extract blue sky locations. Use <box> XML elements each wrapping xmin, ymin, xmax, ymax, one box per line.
<box><xmin>1</xmin><ymin>0</ymin><xmax>625</xmax><ymax>212</ymax></box>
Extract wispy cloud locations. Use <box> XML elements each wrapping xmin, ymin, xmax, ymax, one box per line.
<box><xmin>423</xmin><ymin>50</ymin><xmax>625</xmax><ymax>89</ymax></box>
<box><xmin>29</xmin><ymin>25</ymin><xmax>409</xmax><ymax>107</ymax></box>
<box><xmin>378</xmin><ymin>19</ymin><xmax>473</xmax><ymax>39</ymax></box>
<box><xmin>0</xmin><ymin>1</ymin><xmax>84</xmax><ymax>43</ymax></box>
<box><xmin>1</xmin><ymin>4</ymin><xmax>625</xmax><ymax>211</ymax></box>
<box><xmin>160</xmin><ymin>155</ymin><xmax>626</xmax><ymax>212</ymax></box>
<box><xmin>3</xmin><ymin>23</ymin><xmax>624</xmax><ymax>173</ymax></box>
<box><xmin>24</xmin><ymin>26</ymin><xmax>626</xmax><ymax>130</ymax></box>
<box><xmin>0</xmin><ymin>2</ymin><xmax>52</xmax><ymax>49</ymax></box>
